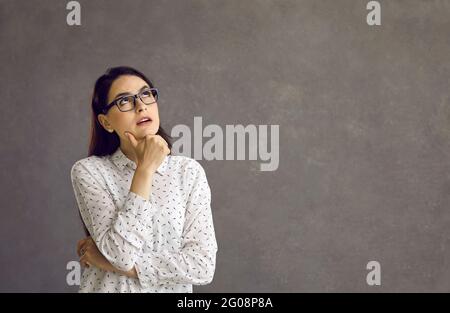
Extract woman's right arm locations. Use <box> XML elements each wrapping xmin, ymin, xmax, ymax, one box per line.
<box><xmin>71</xmin><ymin>160</ymin><xmax>156</xmax><ymax>272</ymax></box>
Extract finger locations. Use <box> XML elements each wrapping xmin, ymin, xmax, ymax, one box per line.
<box><xmin>156</xmin><ymin>135</ymin><xmax>166</xmax><ymax>144</ymax></box>
<box><xmin>79</xmin><ymin>241</ymin><xmax>89</xmax><ymax>256</ymax></box>
<box><xmin>153</xmin><ymin>135</ymin><xmax>166</xmax><ymax>148</ymax></box>
<box><xmin>77</xmin><ymin>239</ymin><xmax>87</xmax><ymax>257</ymax></box>
<box><xmin>77</xmin><ymin>238</ymin><xmax>86</xmax><ymax>248</ymax></box>
<box><xmin>83</xmin><ymin>238</ymin><xmax>96</xmax><ymax>251</ymax></box>
<box><xmin>125</xmin><ymin>131</ymin><xmax>138</xmax><ymax>148</ymax></box>
<box><xmin>145</xmin><ymin>134</ymin><xmax>157</xmax><ymax>142</ymax></box>
<box><xmin>160</xmin><ymin>137</ymin><xmax>170</xmax><ymax>150</ymax></box>
<box><xmin>77</xmin><ymin>241</ymin><xmax>82</xmax><ymax>257</ymax></box>
<box><xmin>162</xmin><ymin>140</ymin><xmax>170</xmax><ymax>154</ymax></box>
<box><xmin>80</xmin><ymin>256</ymin><xmax>90</xmax><ymax>268</ymax></box>
<box><xmin>80</xmin><ymin>256</ymin><xmax>87</xmax><ymax>267</ymax></box>
<box><xmin>79</xmin><ymin>245</ymin><xmax>85</xmax><ymax>257</ymax></box>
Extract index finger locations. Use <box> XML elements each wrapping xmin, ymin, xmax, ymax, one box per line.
<box><xmin>125</xmin><ymin>131</ymin><xmax>139</xmax><ymax>148</ymax></box>
<box><xmin>77</xmin><ymin>239</ymin><xmax>86</xmax><ymax>257</ymax></box>
<box><xmin>155</xmin><ymin>135</ymin><xmax>169</xmax><ymax>147</ymax></box>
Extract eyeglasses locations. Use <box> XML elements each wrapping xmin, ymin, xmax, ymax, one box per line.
<box><xmin>102</xmin><ymin>87</ymin><xmax>159</xmax><ymax>114</ymax></box>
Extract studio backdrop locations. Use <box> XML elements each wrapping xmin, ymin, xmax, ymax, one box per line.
<box><xmin>1</xmin><ymin>0</ymin><xmax>450</xmax><ymax>292</ymax></box>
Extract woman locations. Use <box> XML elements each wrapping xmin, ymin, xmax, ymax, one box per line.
<box><xmin>70</xmin><ymin>66</ymin><xmax>218</xmax><ymax>292</ymax></box>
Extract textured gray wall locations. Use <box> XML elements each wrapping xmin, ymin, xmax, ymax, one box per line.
<box><xmin>1</xmin><ymin>0</ymin><xmax>450</xmax><ymax>292</ymax></box>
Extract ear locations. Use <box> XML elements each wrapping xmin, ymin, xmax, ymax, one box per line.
<box><xmin>97</xmin><ymin>114</ymin><xmax>114</xmax><ymax>133</ymax></box>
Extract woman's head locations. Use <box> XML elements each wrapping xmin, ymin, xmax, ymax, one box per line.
<box><xmin>88</xmin><ymin>66</ymin><xmax>172</xmax><ymax>156</ymax></box>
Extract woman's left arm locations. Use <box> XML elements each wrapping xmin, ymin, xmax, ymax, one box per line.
<box><xmin>77</xmin><ymin>236</ymin><xmax>138</xmax><ymax>278</ymax></box>
<box><xmin>133</xmin><ymin>161</ymin><xmax>218</xmax><ymax>287</ymax></box>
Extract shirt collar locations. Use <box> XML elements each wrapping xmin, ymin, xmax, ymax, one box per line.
<box><xmin>110</xmin><ymin>147</ymin><xmax>168</xmax><ymax>175</ymax></box>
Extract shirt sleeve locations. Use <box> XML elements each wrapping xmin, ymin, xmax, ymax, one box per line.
<box><xmin>133</xmin><ymin>162</ymin><xmax>218</xmax><ymax>287</ymax></box>
<box><xmin>70</xmin><ymin>160</ymin><xmax>158</xmax><ymax>272</ymax></box>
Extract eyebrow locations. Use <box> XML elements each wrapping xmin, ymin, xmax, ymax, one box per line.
<box><xmin>112</xmin><ymin>85</ymin><xmax>150</xmax><ymax>100</ymax></box>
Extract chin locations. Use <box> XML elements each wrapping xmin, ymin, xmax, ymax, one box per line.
<box><xmin>139</xmin><ymin>128</ymin><xmax>158</xmax><ymax>138</ymax></box>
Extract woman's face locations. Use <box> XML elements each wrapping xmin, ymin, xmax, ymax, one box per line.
<box><xmin>98</xmin><ymin>75</ymin><xmax>160</xmax><ymax>142</ymax></box>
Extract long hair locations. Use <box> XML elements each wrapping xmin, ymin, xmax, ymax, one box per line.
<box><xmin>80</xmin><ymin>66</ymin><xmax>173</xmax><ymax>236</ymax></box>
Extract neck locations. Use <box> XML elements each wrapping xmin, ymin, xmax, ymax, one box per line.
<box><xmin>119</xmin><ymin>142</ymin><xmax>137</xmax><ymax>165</ymax></box>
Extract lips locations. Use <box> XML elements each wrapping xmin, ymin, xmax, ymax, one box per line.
<box><xmin>137</xmin><ymin>117</ymin><xmax>152</xmax><ymax>125</ymax></box>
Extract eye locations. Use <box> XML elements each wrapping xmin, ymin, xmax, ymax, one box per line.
<box><xmin>117</xmin><ymin>96</ymin><xmax>131</xmax><ymax>106</ymax></box>
<box><xmin>141</xmin><ymin>90</ymin><xmax>151</xmax><ymax>97</ymax></box>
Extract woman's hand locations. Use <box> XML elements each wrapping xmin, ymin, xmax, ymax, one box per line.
<box><xmin>77</xmin><ymin>236</ymin><xmax>138</xmax><ymax>278</ymax></box>
<box><xmin>124</xmin><ymin>132</ymin><xmax>170</xmax><ymax>174</ymax></box>
<box><xmin>77</xmin><ymin>237</ymin><xmax>110</xmax><ymax>270</ymax></box>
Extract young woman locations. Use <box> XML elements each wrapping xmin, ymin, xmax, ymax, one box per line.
<box><xmin>70</xmin><ymin>66</ymin><xmax>218</xmax><ymax>292</ymax></box>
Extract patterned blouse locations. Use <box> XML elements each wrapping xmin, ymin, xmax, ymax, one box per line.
<box><xmin>70</xmin><ymin>147</ymin><xmax>218</xmax><ymax>292</ymax></box>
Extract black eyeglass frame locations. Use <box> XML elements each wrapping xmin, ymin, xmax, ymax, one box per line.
<box><xmin>102</xmin><ymin>87</ymin><xmax>159</xmax><ymax>114</ymax></box>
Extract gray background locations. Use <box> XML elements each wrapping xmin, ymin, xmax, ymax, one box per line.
<box><xmin>1</xmin><ymin>0</ymin><xmax>450</xmax><ymax>292</ymax></box>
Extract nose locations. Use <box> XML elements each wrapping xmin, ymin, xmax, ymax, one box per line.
<box><xmin>135</xmin><ymin>96</ymin><xmax>147</xmax><ymax>112</ymax></box>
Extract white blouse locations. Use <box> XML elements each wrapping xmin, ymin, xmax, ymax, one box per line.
<box><xmin>70</xmin><ymin>147</ymin><xmax>218</xmax><ymax>293</ymax></box>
